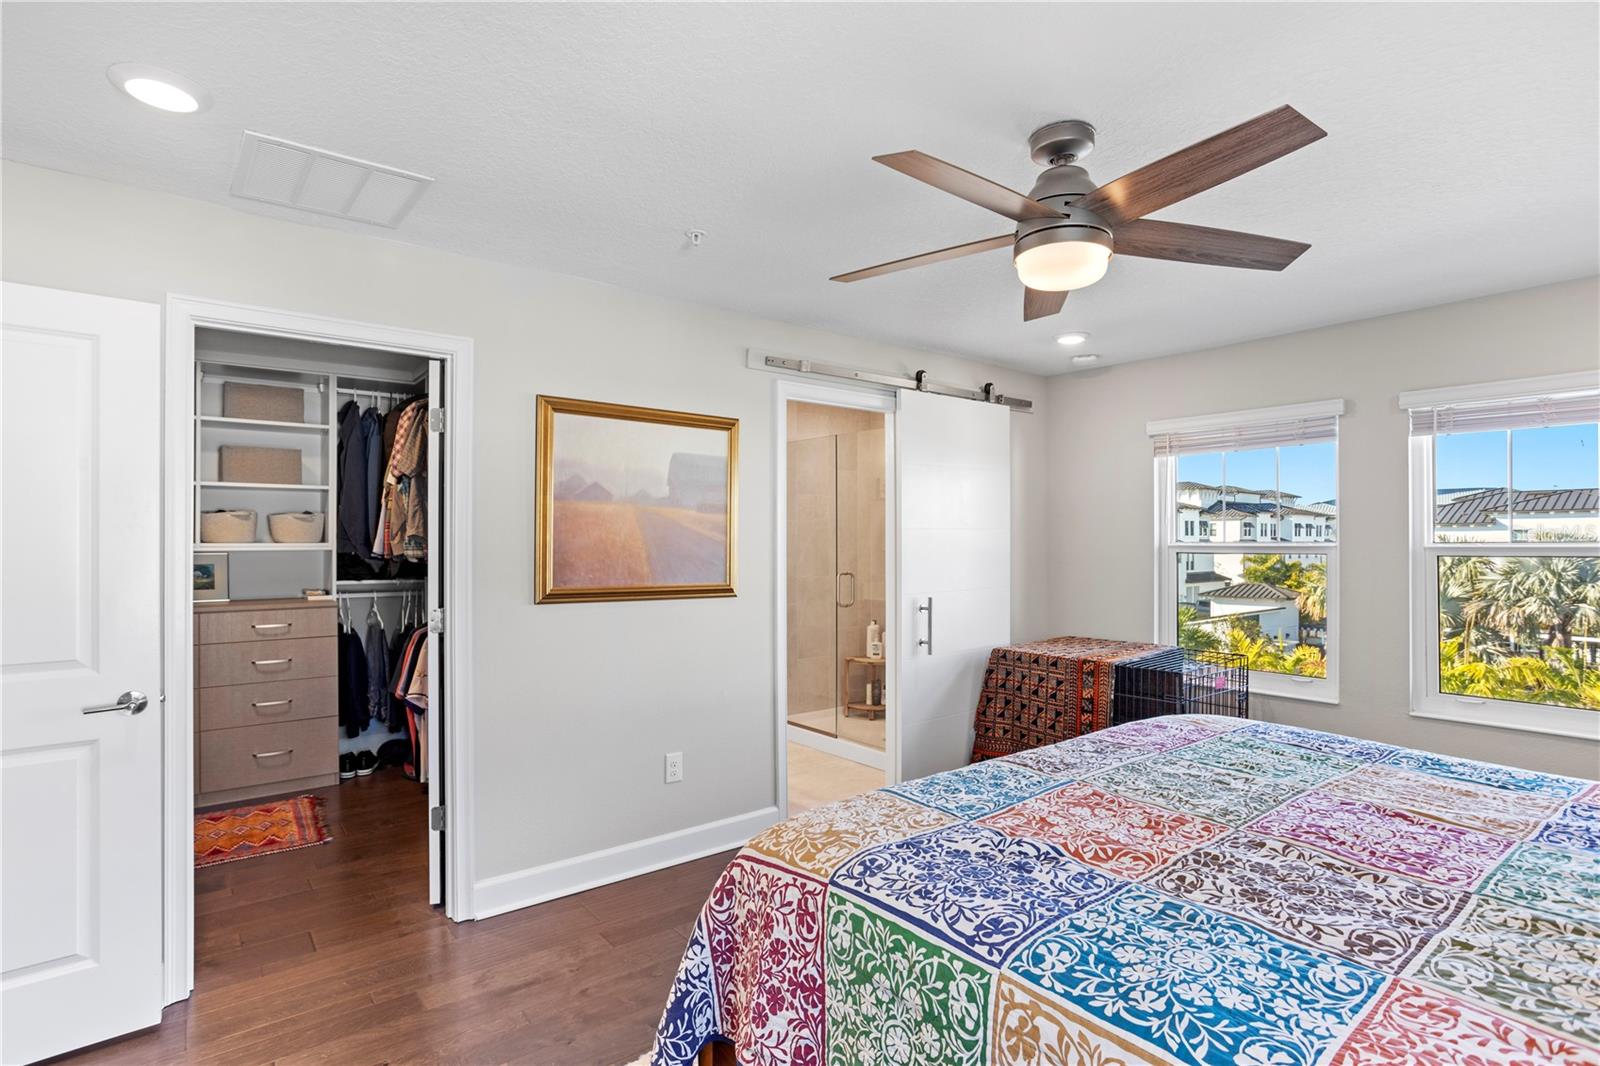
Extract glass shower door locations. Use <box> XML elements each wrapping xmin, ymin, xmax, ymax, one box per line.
<box><xmin>787</xmin><ymin>434</ymin><xmax>840</xmax><ymax>737</ymax></box>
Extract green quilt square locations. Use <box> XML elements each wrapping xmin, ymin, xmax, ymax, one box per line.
<box><xmin>825</xmin><ymin>890</ymin><xmax>992</xmax><ymax>1066</ymax></box>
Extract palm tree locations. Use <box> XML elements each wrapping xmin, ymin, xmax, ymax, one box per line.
<box><xmin>1295</xmin><ymin>562</ymin><xmax>1327</xmax><ymax>623</ymax></box>
<box><xmin>1177</xmin><ymin>604</ymin><xmax>1221</xmax><ymax>652</ymax></box>
<box><xmin>1467</xmin><ymin>556</ymin><xmax>1600</xmax><ymax>652</ymax></box>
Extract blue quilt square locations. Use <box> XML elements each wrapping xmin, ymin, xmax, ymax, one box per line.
<box><xmin>832</xmin><ymin>822</ymin><xmax>1121</xmax><ymax>966</ymax></box>
<box><xmin>1380</xmin><ymin>750</ymin><xmax>1588</xmax><ymax>798</ymax></box>
<box><xmin>1007</xmin><ymin>886</ymin><xmax>1384</xmax><ymax>1066</ymax></box>
<box><xmin>1534</xmin><ymin>802</ymin><xmax>1600</xmax><ymax>853</ymax></box>
<box><xmin>887</xmin><ymin>759</ymin><xmax>1054</xmax><ymax>818</ymax></box>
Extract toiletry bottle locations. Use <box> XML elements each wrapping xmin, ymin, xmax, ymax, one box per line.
<box><xmin>867</xmin><ymin>619</ymin><xmax>881</xmax><ymax>659</ymax></box>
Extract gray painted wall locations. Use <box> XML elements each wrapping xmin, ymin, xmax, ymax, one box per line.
<box><xmin>1</xmin><ymin>161</ymin><xmax>1053</xmax><ymax>882</ymax></box>
<box><xmin>1046</xmin><ymin>277</ymin><xmax>1600</xmax><ymax>779</ymax></box>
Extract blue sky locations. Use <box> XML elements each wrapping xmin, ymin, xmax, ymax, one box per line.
<box><xmin>1176</xmin><ymin>423</ymin><xmax>1599</xmax><ymax>506</ymax></box>
<box><xmin>1437</xmin><ymin>424</ymin><xmax>1599</xmax><ymax>492</ymax></box>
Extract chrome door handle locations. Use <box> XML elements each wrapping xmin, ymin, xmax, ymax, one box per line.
<box><xmin>837</xmin><ymin>571</ymin><xmax>857</xmax><ymax>608</ymax></box>
<box><xmin>251</xmin><ymin>658</ymin><xmax>292</xmax><ymax>666</ymax></box>
<box><xmin>82</xmin><ymin>690</ymin><xmax>149</xmax><ymax>715</ymax></box>
<box><xmin>917</xmin><ymin>598</ymin><xmax>933</xmax><ymax>655</ymax></box>
<box><xmin>252</xmin><ymin>749</ymin><xmax>294</xmax><ymax>759</ymax></box>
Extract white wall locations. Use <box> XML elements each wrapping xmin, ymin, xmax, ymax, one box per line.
<box><xmin>1048</xmin><ymin>276</ymin><xmax>1600</xmax><ymax>778</ymax></box>
<box><xmin>0</xmin><ymin>162</ymin><xmax>1052</xmax><ymax>897</ymax></box>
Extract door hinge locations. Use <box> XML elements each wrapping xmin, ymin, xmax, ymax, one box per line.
<box><xmin>430</xmin><ymin>806</ymin><xmax>446</xmax><ymax>831</ymax></box>
<box><xmin>428</xmin><ymin>407</ymin><xmax>446</xmax><ymax>433</ymax></box>
<box><xmin>428</xmin><ymin>607</ymin><xmax>445</xmax><ymax>634</ymax></box>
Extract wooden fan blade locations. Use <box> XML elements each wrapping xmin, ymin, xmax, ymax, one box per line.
<box><xmin>1023</xmin><ymin>287</ymin><xmax>1068</xmax><ymax>321</ymax></box>
<box><xmin>1114</xmin><ymin>218</ymin><xmax>1310</xmax><ymax>271</ymax></box>
<box><xmin>874</xmin><ymin>151</ymin><xmax>1061</xmax><ymax>222</ymax></box>
<box><xmin>1080</xmin><ymin>106</ymin><xmax>1326</xmax><ymax>225</ymax></box>
<box><xmin>830</xmin><ymin>234</ymin><xmax>1012</xmax><ymax>282</ymax></box>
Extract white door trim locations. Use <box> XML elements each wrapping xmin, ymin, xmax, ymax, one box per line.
<box><xmin>161</xmin><ymin>295</ymin><xmax>477</xmax><ymax>1006</ymax></box>
<box><xmin>772</xmin><ymin>378</ymin><xmax>900</xmax><ymax>820</ymax></box>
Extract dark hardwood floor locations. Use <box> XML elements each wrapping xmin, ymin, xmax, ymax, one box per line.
<box><xmin>65</xmin><ymin>771</ymin><xmax>733</xmax><ymax>1065</ymax></box>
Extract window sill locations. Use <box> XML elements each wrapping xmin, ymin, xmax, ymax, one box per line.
<box><xmin>1250</xmin><ymin>676</ymin><xmax>1339</xmax><ymax>706</ymax></box>
<box><xmin>1410</xmin><ymin>699</ymin><xmax>1600</xmax><ymax>742</ymax></box>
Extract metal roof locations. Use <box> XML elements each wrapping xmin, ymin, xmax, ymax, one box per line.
<box><xmin>1435</xmin><ymin>488</ymin><xmax>1599</xmax><ymax>526</ymax></box>
<box><xmin>1208</xmin><ymin>583</ymin><xmax>1296</xmax><ymax>602</ymax></box>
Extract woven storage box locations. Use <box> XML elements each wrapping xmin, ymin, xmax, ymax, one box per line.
<box><xmin>268</xmin><ymin>512</ymin><xmax>325</xmax><ymax>544</ymax></box>
<box><xmin>200</xmin><ymin>509</ymin><xmax>256</xmax><ymax>543</ymax></box>
<box><xmin>219</xmin><ymin>445</ymin><xmax>301</xmax><ymax>485</ymax></box>
<box><xmin>222</xmin><ymin>382</ymin><xmax>303</xmax><ymax>423</ymax></box>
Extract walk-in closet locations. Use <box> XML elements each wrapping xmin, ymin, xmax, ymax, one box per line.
<box><xmin>189</xmin><ymin>325</ymin><xmax>449</xmax><ymax>931</ymax></box>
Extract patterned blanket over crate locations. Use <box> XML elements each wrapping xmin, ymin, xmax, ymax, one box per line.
<box><xmin>651</xmin><ymin>715</ymin><xmax>1600</xmax><ymax>1066</ymax></box>
<box><xmin>970</xmin><ymin>635</ymin><xmax>1170</xmax><ymax>761</ymax></box>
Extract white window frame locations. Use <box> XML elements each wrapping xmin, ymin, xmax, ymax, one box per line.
<box><xmin>1402</xmin><ymin>371</ymin><xmax>1600</xmax><ymax>740</ymax></box>
<box><xmin>1150</xmin><ymin>400</ymin><xmax>1343</xmax><ymax>704</ymax></box>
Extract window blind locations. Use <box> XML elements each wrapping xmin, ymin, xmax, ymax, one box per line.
<box><xmin>1405</xmin><ymin>389</ymin><xmax>1600</xmax><ymax>436</ymax></box>
<box><xmin>1148</xmin><ymin>401</ymin><xmax>1341</xmax><ymax>456</ymax></box>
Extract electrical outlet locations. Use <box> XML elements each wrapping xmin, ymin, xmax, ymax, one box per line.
<box><xmin>664</xmin><ymin>752</ymin><xmax>684</xmax><ymax>783</ymax></box>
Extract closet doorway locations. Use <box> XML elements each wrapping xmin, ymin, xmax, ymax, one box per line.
<box><xmin>162</xmin><ymin>297</ymin><xmax>475</xmax><ymax>1007</ymax></box>
<box><xmin>780</xmin><ymin>386</ymin><xmax>896</xmax><ymax>813</ymax></box>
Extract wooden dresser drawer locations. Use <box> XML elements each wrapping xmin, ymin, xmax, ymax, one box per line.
<box><xmin>197</xmin><ymin>676</ymin><xmax>337</xmax><ymax>732</ymax></box>
<box><xmin>198</xmin><ymin>605</ymin><xmax>336</xmax><ymax>645</ymax></box>
<box><xmin>198</xmin><ymin>637</ymin><xmax>337</xmax><ymax>688</ymax></box>
<box><xmin>200</xmin><ymin>718</ymin><xmax>338</xmax><ymax>794</ymax></box>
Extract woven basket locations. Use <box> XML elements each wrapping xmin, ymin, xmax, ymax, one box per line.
<box><xmin>200</xmin><ymin>510</ymin><xmax>256</xmax><ymax>543</ymax></box>
<box><xmin>222</xmin><ymin>382</ymin><xmax>303</xmax><ymax>423</ymax></box>
<box><xmin>268</xmin><ymin>512</ymin><xmax>325</xmax><ymax>544</ymax></box>
<box><xmin>219</xmin><ymin>446</ymin><xmax>301</xmax><ymax>485</ymax></box>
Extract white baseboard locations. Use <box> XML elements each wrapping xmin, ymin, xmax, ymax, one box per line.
<box><xmin>787</xmin><ymin>723</ymin><xmax>889</xmax><ymax>771</ymax></box>
<box><xmin>471</xmin><ymin>805</ymin><xmax>781</xmax><ymax>920</ymax></box>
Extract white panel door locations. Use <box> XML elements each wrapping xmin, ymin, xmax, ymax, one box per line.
<box><xmin>425</xmin><ymin>358</ymin><xmax>443</xmax><ymax>907</ymax></box>
<box><xmin>1</xmin><ymin>283</ymin><xmax>164</xmax><ymax>1064</ymax></box>
<box><xmin>896</xmin><ymin>391</ymin><xmax>1010</xmax><ymax>781</ymax></box>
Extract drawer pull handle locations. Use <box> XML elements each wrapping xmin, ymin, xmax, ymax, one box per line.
<box><xmin>251</xmin><ymin>699</ymin><xmax>293</xmax><ymax>710</ymax></box>
<box><xmin>252</xmin><ymin>658</ymin><xmax>292</xmax><ymax>667</ymax></box>
<box><xmin>252</xmin><ymin>749</ymin><xmax>294</xmax><ymax>759</ymax></box>
<box><xmin>252</xmin><ymin>622</ymin><xmax>291</xmax><ymax>631</ymax></box>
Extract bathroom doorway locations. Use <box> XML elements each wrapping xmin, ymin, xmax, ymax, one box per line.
<box><xmin>784</xmin><ymin>395</ymin><xmax>892</xmax><ymax>809</ymax></box>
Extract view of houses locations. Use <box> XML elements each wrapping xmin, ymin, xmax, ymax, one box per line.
<box><xmin>1176</xmin><ymin>477</ymin><xmax>1599</xmax><ymax>709</ymax></box>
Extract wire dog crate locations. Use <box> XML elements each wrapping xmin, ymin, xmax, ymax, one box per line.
<box><xmin>1111</xmin><ymin>648</ymin><xmax>1249</xmax><ymax>724</ymax></box>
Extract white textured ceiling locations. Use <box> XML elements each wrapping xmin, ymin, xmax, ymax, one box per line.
<box><xmin>4</xmin><ymin>3</ymin><xmax>1597</xmax><ymax>375</ymax></box>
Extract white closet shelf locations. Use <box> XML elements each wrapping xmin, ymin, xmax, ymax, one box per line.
<box><xmin>197</xmin><ymin>415</ymin><xmax>332</xmax><ymax>432</ymax></box>
<box><xmin>192</xmin><ymin>542</ymin><xmax>335</xmax><ymax>553</ymax></box>
<box><xmin>198</xmin><ymin>481</ymin><xmax>331</xmax><ymax>491</ymax></box>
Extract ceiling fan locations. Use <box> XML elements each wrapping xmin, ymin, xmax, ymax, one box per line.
<box><xmin>831</xmin><ymin>105</ymin><xmax>1326</xmax><ymax>322</ymax></box>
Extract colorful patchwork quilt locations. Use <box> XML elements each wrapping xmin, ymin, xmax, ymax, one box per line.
<box><xmin>651</xmin><ymin>715</ymin><xmax>1600</xmax><ymax>1066</ymax></box>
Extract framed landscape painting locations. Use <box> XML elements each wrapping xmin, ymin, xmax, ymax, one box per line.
<box><xmin>536</xmin><ymin>396</ymin><xmax>738</xmax><ymax>603</ymax></box>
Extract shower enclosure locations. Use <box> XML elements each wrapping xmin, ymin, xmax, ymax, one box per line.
<box><xmin>786</xmin><ymin>401</ymin><xmax>887</xmax><ymax>755</ymax></box>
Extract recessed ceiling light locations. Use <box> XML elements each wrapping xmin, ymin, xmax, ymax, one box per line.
<box><xmin>106</xmin><ymin>64</ymin><xmax>210</xmax><ymax>113</ymax></box>
<box><xmin>1071</xmin><ymin>353</ymin><xmax>1100</xmax><ymax>366</ymax></box>
<box><xmin>1055</xmin><ymin>332</ymin><xmax>1090</xmax><ymax>347</ymax></box>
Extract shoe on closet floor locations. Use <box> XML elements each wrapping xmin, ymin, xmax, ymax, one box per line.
<box><xmin>355</xmin><ymin>750</ymin><xmax>378</xmax><ymax>776</ymax></box>
<box><xmin>339</xmin><ymin>753</ymin><xmax>356</xmax><ymax>780</ymax></box>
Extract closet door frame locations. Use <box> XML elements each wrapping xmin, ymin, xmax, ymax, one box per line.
<box><xmin>162</xmin><ymin>295</ymin><xmax>477</xmax><ymax>1007</ymax></box>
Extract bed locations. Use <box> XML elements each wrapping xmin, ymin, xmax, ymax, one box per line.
<box><xmin>651</xmin><ymin>715</ymin><xmax>1600</xmax><ymax>1066</ymax></box>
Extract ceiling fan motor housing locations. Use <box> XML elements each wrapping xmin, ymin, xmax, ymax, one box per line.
<box><xmin>1015</xmin><ymin>164</ymin><xmax>1114</xmax><ymax>271</ymax></box>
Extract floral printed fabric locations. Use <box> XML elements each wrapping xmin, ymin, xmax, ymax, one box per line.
<box><xmin>652</xmin><ymin>717</ymin><xmax>1600</xmax><ymax>1066</ymax></box>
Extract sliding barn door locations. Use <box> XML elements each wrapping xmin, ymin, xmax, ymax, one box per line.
<box><xmin>1</xmin><ymin>284</ymin><xmax>164</xmax><ymax>1063</ymax></box>
<box><xmin>896</xmin><ymin>390</ymin><xmax>1011</xmax><ymax>781</ymax></box>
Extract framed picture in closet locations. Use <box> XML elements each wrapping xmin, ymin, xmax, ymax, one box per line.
<box><xmin>193</xmin><ymin>553</ymin><xmax>230</xmax><ymax>602</ymax></box>
<box><xmin>535</xmin><ymin>395</ymin><xmax>737</xmax><ymax>603</ymax></box>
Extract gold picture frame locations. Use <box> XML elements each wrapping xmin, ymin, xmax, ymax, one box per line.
<box><xmin>536</xmin><ymin>395</ymin><xmax>738</xmax><ymax>603</ymax></box>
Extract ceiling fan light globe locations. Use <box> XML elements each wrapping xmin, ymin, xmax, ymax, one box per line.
<box><xmin>1014</xmin><ymin>240</ymin><xmax>1110</xmax><ymax>292</ymax></box>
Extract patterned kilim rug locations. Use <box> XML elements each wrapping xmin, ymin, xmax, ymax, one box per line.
<box><xmin>194</xmin><ymin>794</ymin><xmax>330</xmax><ymax>868</ymax></box>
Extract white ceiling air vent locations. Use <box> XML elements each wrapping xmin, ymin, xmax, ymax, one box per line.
<box><xmin>230</xmin><ymin>131</ymin><xmax>433</xmax><ymax>228</ymax></box>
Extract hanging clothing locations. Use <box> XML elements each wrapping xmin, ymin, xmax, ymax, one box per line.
<box><xmin>364</xmin><ymin>612</ymin><xmax>391</xmax><ymax>724</ymax></box>
<box><xmin>335</xmin><ymin>401</ymin><xmax>368</xmax><ymax>557</ymax></box>
<box><xmin>337</xmin><ymin>624</ymin><xmax>371</xmax><ymax>739</ymax></box>
<box><xmin>360</xmin><ymin>407</ymin><xmax>384</xmax><ymax>559</ymax></box>
<box><xmin>384</xmin><ymin>400</ymin><xmax>428</xmax><ymax>562</ymax></box>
